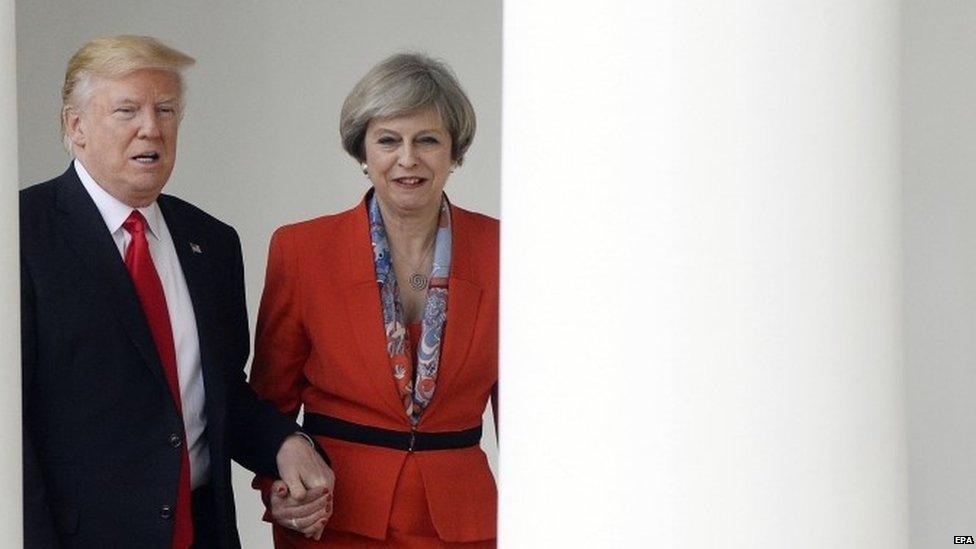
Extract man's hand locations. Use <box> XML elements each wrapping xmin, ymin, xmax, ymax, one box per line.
<box><xmin>273</xmin><ymin>434</ymin><xmax>335</xmax><ymax>538</ymax></box>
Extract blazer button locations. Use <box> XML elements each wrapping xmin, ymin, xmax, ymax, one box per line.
<box><xmin>160</xmin><ymin>505</ymin><xmax>173</xmax><ymax>520</ymax></box>
<box><xmin>169</xmin><ymin>433</ymin><xmax>182</xmax><ymax>449</ymax></box>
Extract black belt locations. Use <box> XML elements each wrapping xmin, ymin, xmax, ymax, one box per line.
<box><xmin>303</xmin><ymin>413</ymin><xmax>482</xmax><ymax>452</ymax></box>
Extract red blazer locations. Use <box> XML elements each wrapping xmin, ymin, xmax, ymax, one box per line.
<box><xmin>250</xmin><ymin>197</ymin><xmax>498</xmax><ymax>542</ymax></box>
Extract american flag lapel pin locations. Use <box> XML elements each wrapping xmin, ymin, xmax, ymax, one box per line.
<box><xmin>190</xmin><ymin>242</ymin><xmax>203</xmax><ymax>254</ymax></box>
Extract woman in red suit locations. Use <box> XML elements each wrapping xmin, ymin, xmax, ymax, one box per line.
<box><xmin>250</xmin><ymin>53</ymin><xmax>498</xmax><ymax>547</ymax></box>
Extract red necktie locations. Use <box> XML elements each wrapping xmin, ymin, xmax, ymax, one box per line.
<box><xmin>123</xmin><ymin>211</ymin><xmax>193</xmax><ymax>549</ymax></box>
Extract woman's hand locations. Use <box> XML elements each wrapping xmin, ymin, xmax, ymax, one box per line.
<box><xmin>272</xmin><ymin>433</ymin><xmax>336</xmax><ymax>538</ymax></box>
<box><xmin>270</xmin><ymin>478</ymin><xmax>334</xmax><ymax>540</ymax></box>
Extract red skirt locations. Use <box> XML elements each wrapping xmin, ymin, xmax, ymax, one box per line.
<box><xmin>272</xmin><ymin>454</ymin><xmax>496</xmax><ymax>548</ymax></box>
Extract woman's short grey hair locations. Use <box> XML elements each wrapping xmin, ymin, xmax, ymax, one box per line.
<box><xmin>340</xmin><ymin>52</ymin><xmax>476</xmax><ymax>165</ymax></box>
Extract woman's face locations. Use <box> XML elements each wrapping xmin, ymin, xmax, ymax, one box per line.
<box><xmin>364</xmin><ymin>106</ymin><xmax>454</xmax><ymax>218</ymax></box>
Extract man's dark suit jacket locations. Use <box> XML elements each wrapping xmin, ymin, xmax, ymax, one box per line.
<box><xmin>20</xmin><ymin>165</ymin><xmax>299</xmax><ymax>548</ymax></box>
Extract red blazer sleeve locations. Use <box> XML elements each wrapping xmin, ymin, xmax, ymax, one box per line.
<box><xmin>249</xmin><ymin>226</ymin><xmax>311</xmax><ymax>514</ymax></box>
<box><xmin>251</xmin><ymin>226</ymin><xmax>310</xmax><ymax>416</ymax></box>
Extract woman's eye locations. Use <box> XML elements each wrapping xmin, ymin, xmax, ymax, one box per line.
<box><xmin>419</xmin><ymin>136</ymin><xmax>440</xmax><ymax>145</ymax></box>
<box><xmin>377</xmin><ymin>137</ymin><xmax>397</xmax><ymax>145</ymax></box>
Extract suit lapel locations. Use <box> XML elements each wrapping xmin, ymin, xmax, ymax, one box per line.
<box><xmin>336</xmin><ymin>199</ymin><xmax>486</xmax><ymax>424</ymax></box>
<box><xmin>54</xmin><ymin>167</ymin><xmax>167</xmax><ymax>387</ymax></box>
<box><xmin>158</xmin><ymin>196</ymin><xmax>209</xmax><ymax>337</ymax></box>
<box><xmin>339</xmin><ymin>201</ymin><xmax>412</xmax><ymax>419</ymax></box>
<box><xmin>420</xmin><ymin>205</ymin><xmax>483</xmax><ymax>421</ymax></box>
<box><xmin>158</xmin><ymin>197</ymin><xmax>228</xmax><ymax>422</ymax></box>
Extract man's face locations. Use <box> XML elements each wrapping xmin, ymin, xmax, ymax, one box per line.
<box><xmin>66</xmin><ymin>69</ymin><xmax>181</xmax><ymax>207</ymax></box>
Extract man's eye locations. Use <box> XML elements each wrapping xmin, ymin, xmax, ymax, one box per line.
<box><xmin>157</xmin><ymin>106</ymin><xmax>176</xmax><ymax>115</ymax></box>
<box><xmin>115</xmin><ymin>107</ymin><xmax>136</xmax><ymax>114</ymax></box>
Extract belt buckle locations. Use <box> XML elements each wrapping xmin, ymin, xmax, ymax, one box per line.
<box><xmin>408</xmin><ymin>429</ymin><xmax>417</xmax><ymax>452</ymax></box>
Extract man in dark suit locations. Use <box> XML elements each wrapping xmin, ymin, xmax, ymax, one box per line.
<box><xmin>21</xmin><ymin>35</ymin><xmax>335</xmax><ymax>548</ymax></box>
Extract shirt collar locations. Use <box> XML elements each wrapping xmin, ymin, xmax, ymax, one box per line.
<box><xmin>74</xmin><ymin>159</ymin><xmax>164</xmax><ymax>241</ymax></box>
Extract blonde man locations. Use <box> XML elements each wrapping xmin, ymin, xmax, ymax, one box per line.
<box><xmin>21</xmin><ymin>35</ymin><xmax>334</xmax><ymax>548</ymax></box>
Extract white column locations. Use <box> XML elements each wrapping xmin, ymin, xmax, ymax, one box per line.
<box><xmin>0</xmin><ymin>0</ymin><xmax>22</xmax><ymax>543</ymax></box>
<box><xmin>499</xmin><ymin>2</ymin><xmax>906</xmax><ymax>548</ymax></box>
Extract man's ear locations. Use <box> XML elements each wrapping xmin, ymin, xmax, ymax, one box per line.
<box><xmin>63</xmin><ymin>106</ymin><xmax>86</xmax><ymax>149</ymax></box>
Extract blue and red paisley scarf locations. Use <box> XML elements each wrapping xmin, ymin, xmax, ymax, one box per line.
<box><xmin>368</xmin><ymin>195</ymin><xmax>451</xmax><ymax>426</ymax></box>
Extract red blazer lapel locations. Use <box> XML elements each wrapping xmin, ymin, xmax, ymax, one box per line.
<box><xmin>332</xmin><ymin>199</ymin><xmax>491</xmax><ymax>427</ymax></box>
<box><xmin>337</xmin><ymin>200</ymin><xmax>412</xmax><ymax>420</ymax></box>
<box><xmin>420</xmin><ymin>204</ymin><xmax>484</xmax><ymax>422</ymax></box>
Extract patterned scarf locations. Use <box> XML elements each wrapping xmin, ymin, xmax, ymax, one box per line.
<box><xmin>368</xmin><ymin>194</ymin><xmax>452</xmax><ymax>426</ymax></box>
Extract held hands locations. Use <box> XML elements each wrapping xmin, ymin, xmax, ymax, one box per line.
<box><xmin>270</xmin><ymin>480</ymin><xmax>333</xmax><ymax>539</ymax></box>
<box><xmin>272</xmin><ymin>434</ymin><xmax>336</xmax><ymax>539</ymax></box>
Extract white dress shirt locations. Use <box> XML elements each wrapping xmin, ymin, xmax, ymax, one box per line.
<box><xmin>75</xmin><ymin>159</ymin><xmax>211</xmax><ymax>489</ymax></box>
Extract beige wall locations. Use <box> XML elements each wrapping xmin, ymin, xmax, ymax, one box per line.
<box><xmin>16</xmin><ymin>1</ymin><xmax>500</xmax><ymax>545</ymax></box>
<box><xmin>903</xmin><ymin>1</ymin><xmax>976</xmax><ymax>547</ymax></box>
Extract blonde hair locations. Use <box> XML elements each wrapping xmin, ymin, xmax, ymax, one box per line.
<box><xmin>61</xmin><ymin>35</ymin><xmax>195</xmax><ymax>151</ymax></box>
<box><xmin>340</xmin><ymin>52</ymin><xmax>476</xmax><ymax>165</ymax></box>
